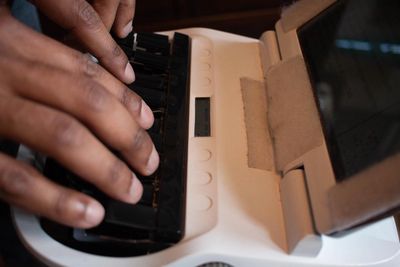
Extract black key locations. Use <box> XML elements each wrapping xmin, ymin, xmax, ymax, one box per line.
<box><xmin>130</xmin><ymin>85</ymin><xmax>166</xmax><ymax>108</ymax></box>
<box><xmin>115</xmin><ymin>31</ymin><xmax>135</xmax><ymax>48</ymax></box>
<box><xmin>75</xmin><ymin>224</ymin><xmax>151</xmax><ymax>243</ymax></box>
<box><xmin>136</xmin><ymin>33</ymin><xmax>170</xmax><ymax>55</ymax></box>
<box><xmin>133</xmin><ymin>50</ymin><xmax>169</xmax><ymax>71</ymax></box>
<box><xmin>137</xmin><ymin>173</ymin><xmax>156</xmax><ymax>184</ymax></box>
<box><xmin>160</xmin><ymin>152</ymin><xmax>179</xmax><ymax>181</ymax></box>
<box><xmin>148</xmin><ymin>118</ymin><xmax>164</xmax><ymax>151</ymax></box>
<box><xmin>120</xmin><ymin>44</ymin><xmax>134</xmax><ymax>58</ymax></box>
<box><xmin>131</xmin><ymin>62</ymin><xmax>156</xmax><ymax>75</ymax></box>
<box><xmin>139</xmin><ymin>183</ymin><xmax>154</xmax><ymax>206</ymax></box>
<box><xmin>156</xmin><ymin>180</ymin><xmax>184</xmax><ymax>242</ymax></box>
<box><xmin>0</xmin><ymin>139</ymin><xmax>19</xmax><ymax>157</ymax></box>
<box><xmin>137</xmin><ymin>32</ymin><xmax>169</xmax><ymax>47</ymax></box>
<box><xmin>163</xmin><ymin>116</ymin><xmax>179</xmax><ymax>147</ymax></box>
<box><xmin>134</xmin><ymin>73</ymin><xmax>166</xmax><ymax>91</ymax></box>
<box><xmin>104</xmin><ymin>200</ymin><xmax>157</xmax><ymax>230</ymax></box>
<box><xmin>172</xmin><ymin>32</ymin><xmax>190</xmax><ymax>58</ymax></box>
<box><xmin>149</xmin><ymin>132</ymin><xmax>164</xmax><ymax>153</ymax></box>
<box><xmin>148</xmin><ymin>118</ymin><xmax>162</xmax><ymax>134</ymax></box>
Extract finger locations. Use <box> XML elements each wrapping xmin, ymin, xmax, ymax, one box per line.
<box><xmin>91</xmin><ymin>0</ymin><xmax>119</xmax><ymax>31</ymax></box>
<box><xmin>0</xmin><ymin>17</ymin><xmax>154</xmax><ymax>129</ymax></box>
<box><xmin>0</xmin><ymin>96</ymin><xmax>144</xmax><ymax>204</ymax></box>
<box><xmin>113</xmin><ymin>0</ymin><xmax>135</xmax><ymax>38</ymax></box>
<box><xmin>32</xmin><ymin>0</ymin><xmax>135</xmax><ymax>84</ymax></box>
<box><xmin>0</xmin><ymin>153</ymin><xmax>104</xmax><ymax>228</ymax></box>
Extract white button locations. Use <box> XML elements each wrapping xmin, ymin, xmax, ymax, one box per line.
<box><xmin>196</xmin><ymin>149</ymin><xmax>212</xmax><ymax>161</ymax></box>
<box><xmin>200</xmin><ymin>63</ymin><xmax>211</xmax><ymax>71</ymax></box>
<box><xmin>201</xmin><ymin>49</ymin><xmax>212</xmax><ymax>57</ymax></box>
<box><xmin>195</xmin><ymin>172</ymin><xmax>212</xmax><ymax>185</ymax></box>
<box><xmin>193</xmin><ymin>195</ymin><xmax>213</xmax><ymax>211</ymax></box>
<box><xmin>202</xmin><ymin>77</ymin><xmax>212</xmax><ymax>86</ymax></box>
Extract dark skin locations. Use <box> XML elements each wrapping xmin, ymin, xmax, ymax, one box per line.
<box><xmin>0</xmin><ymin>0</ymin><xmax>159</xmax><ymax>229</ymax></box>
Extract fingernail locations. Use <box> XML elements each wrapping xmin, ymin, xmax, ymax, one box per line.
<box><xmin>121</xmin><ymin>20</ymin><xmax>133</xmax><ymax>38</ymax></box>
<box><xmin>141</xmin><ymin>100</ymin><xmax>154</xmax><ymax>129</ymax></box>
<box><xmin>84</xmin><ymin>201</ymin><xmax>105</xmax><ymax>226</ymax></box>
<box><xmin>146</xmin><ymin>146</ymin><xmax>160</xmax><ymax>175</ymax></box>
<box><xmin>129</xmin><ymin>173</ymin><xmax>143</xmax><ymax>203</ymax></box>
<box><xmin>124</xmin><ymin>62</ymin><xmax>135</xmax><ymax>84</ymax></box>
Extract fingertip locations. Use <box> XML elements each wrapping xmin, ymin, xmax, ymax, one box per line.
<box><xmin>119</xmin><ymin>20</ymin><xmax>133</xmax><ymax>38</ymax></box>
<box><xmin>140</xmin><ymin>100</ymin><xmax>154</xmax><ymax>129</ymax></box>
<box><xmin>124</xmin><ymin>62</ymin><xmax>135</xmax><ymax>84</ymax></box>
<box><xmin>82</xmin><ymin>200</ymin><xmax>105</xmax><ymax>228</ymax></box>
<box><xmin>128</xmin><ymin>172</ymin><xmax>143</xmax><ymax>203</ymax></box>
<box><xmin>145</xmin><ymin>146</ymin><xmax>159</xmax><ymax>175</ymax></box>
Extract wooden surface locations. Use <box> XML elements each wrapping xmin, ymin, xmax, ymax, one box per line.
<box><xmin>133</xmin><ymin>0</ymin><xmax>291</xmax><ymax>37</ymax></box>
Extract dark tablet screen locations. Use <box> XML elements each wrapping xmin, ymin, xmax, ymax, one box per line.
<box><xmin>298</xmin><ymin>0</ymin><xmax>400</xmax><ymax>181</ymax></box>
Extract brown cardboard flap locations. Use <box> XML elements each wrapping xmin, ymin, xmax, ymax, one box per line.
<box><xmin>240</xmin><ymin>78</ymin><xmax>274</xmax><ymax>171</ymax></box>
<box><xmin>266</xmin><ymin>56</ymin><xmax>323</xmax><ymax>171</ymax></box>
<box><xmin>281</xmin><ymin>169</ymin><xmax>322</xmax><ymax>255</ymax></box>
<box><xmin>328</xmin><ymin>153</ymin><xmax>400</xmax><ymax>233</ymax></box>
<box><xmin>280</xmin><ymin>0</ymin><xmax>336</xmax><ymax>33</ymax></box>
<box><xmin>259</xmin><ymin>31</ymin><xmax>281</xmax><ymax>76</ymax></box>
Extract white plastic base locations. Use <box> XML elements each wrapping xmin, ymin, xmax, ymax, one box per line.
<box><xmin>12</xmin><ymin>28</ymin><xmax>400</xmax><ymax>267</ymax></box>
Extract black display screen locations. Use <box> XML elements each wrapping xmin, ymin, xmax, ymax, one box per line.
<box><xmin>195</xmin><ymin>97</ymin><xmax>211</xmax><ymax>137</ymax></box>
<box><xmin>298</xmin><ymin>0</ymin><xmax>400</xmax><ymax>181</ymax></box>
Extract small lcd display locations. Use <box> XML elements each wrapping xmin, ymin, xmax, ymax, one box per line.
<box><xmin>298</xmin><ymin>0</ymin><xmax>400</xmax><ymax>181</ymax></box>
<box><xmin>195</xmin><ymin>98</ymin><xmax>211</xmax><ymax>137</ymax></box>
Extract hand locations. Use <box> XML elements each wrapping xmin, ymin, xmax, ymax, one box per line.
<box><xmin>0</xmin><ymin>5</ymin><xmax>159</xmax><ymax>228</ymax></box>
<box><xmin>31</xmin><ymin>0</ymin><xmax>136</xmax><ymax>84</ymax></box>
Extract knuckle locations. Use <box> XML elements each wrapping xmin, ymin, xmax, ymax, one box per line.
<box><xmin>54</xmin><ymin>191</ymin><xmax>70</xmax><ymax>217</ymax></box>
<box><xmin>112</xmin><ymin>44</ymin><xmax>123</xmax><ymax>58</ymax></box>
<box><xmin>96</xmin><ymin>40</ymin><xmax>127</xmax><ymax>64</ymax></box>
<box><xmin>77</xmin><ymin>53</ymin><xmax>102</xmax><ymax>78</ymax></box>
<box><xmin>121</xmin><ymin>87</ymin><xmax>141</xmax><ymax>112</ymax></box>
<box><xmin>132</xmin><ymin>128</ymin><xmax>147</xmax><ymax>151</ymax></box>
<box><xmin>74</xmin><ymin>0</ymin><xmax>102</xmax><ymax>30</ymax></box>
<box><xmin>51</xmin><ymin>114</ymin><xmax>84</xmax><ymax>147</ymax></box>
<box><xmin>107</xmin><ymin>159</ymin><xmax>126</xmax><ymax>185</ymax></box>
<box><xmin>81</xmin><ymin>80</ymin><xmax>110</xmax><ymax>111</ymax></box>
<box><xmin>0</xmin><ymin>167</ymin><xmax>31</xmax><ymax>196</ymax></box>
<box><xmin>54</xmin><ymin>190</ymin><xmax>87</xmax><ymax>222</ymax></box>
<box><xmin>120</xmin><ymin>87</ymin><xmax>131</xmax><ymax>106</ymax></box>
